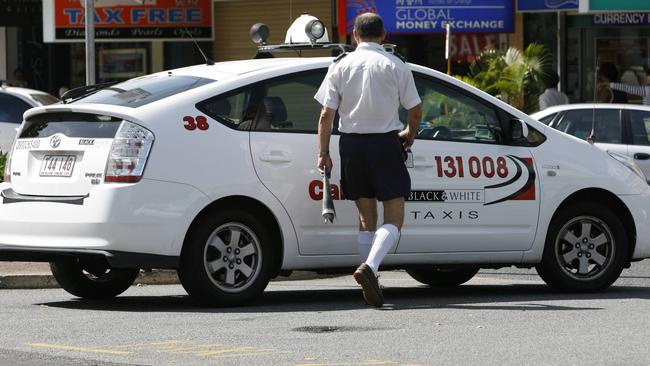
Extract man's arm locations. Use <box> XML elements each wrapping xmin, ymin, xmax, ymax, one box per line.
<box><xmin>610</xmin><ymin>82</ymin><xmax>650</xmax><ymax>97</ymax></box>
<box><xmin>399</xmin><ymin>103</ymin><xmax>422</xmax><ymax>147</ymax></box>
<box><xmin>317</xmin><ymin>107</ymin><xmax>336</xmax><ymax>175</ymax></box>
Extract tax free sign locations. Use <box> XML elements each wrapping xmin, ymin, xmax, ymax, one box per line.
<box><xmin>43</xmin><ymin>0</ymin><xmax>213</xmax><ymax>42</ymax></box>
<box><xmin>346</xmin><ymin>0</ymin><xmax>514</xmax><ymax>34</ymax></box>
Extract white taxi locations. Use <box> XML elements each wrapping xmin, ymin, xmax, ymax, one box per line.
<box><xmin>1</xmin><ymin>15</ymin><xmax>650</xmax><ymax>306</ymax></box>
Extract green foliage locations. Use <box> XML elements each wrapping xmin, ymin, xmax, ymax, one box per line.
<box><xmin>421</xmin><ymin>92</ymin><xmax>489</xmax><ymax>130</ymax></box>
<box><xmin>455</xmin><ymin>43</ymin><xmax>551</xmax><ymax>113</ymax></box>
<box><xmin>0</xmin><ymin>151</ymin><xmax>5</xmax><ymax>183</ymax></box>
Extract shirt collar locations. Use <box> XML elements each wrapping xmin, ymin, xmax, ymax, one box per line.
<box><xmin>356</xmin><ymin>42</ymin><xmax>384</xmax><ymax>51</ymax></box>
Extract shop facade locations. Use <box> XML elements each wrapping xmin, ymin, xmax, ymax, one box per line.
<box><xmin>0</xmin><ymin>0</ymin><xmax>647</xmax><ymax>103</ymax></box>
<box><xmin>519</xmin><ymin>1</ymin><xmax>650</xmax><ymax>103</ymax></box>
<box><xmin>564</xmin><ymin>12</ymin><xmax>650</xmax><ymax>103</ymax></box>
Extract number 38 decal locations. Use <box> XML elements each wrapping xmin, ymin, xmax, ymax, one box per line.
<box><xmin>183</xmin><ymin>116</ymin><xmax>210</xmax><ymax>131</ymax></box>
<box><xmin>435</xmin><ymin>156</ymin><xmax>509</xmax><ymax>178</ymax></box>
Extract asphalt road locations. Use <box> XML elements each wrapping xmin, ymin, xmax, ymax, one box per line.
<box><xmin>1</xmin><ymin>262</ymin><xmax>650</xmax><ymax>366</ymax></box>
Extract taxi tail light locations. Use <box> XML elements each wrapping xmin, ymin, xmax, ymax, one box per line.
<box><xmin>104</xmin><ymin>121</ymin><xmax>154</xmax><ymax>183</ymax></box>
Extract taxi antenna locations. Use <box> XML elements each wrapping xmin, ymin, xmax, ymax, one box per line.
<box><xmin>184</xmin><ymin>27</ymin><xmax>215</xmax><ymax>66</ymax></box>
<box><xmin>588</xmin><ymin>59</ymin><xmax>599</xmax><ymax>144</ymax></box>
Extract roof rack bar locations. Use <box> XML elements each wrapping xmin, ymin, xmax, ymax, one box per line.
<box><xmin>253</xmin><ymin>43</ymin><xmax>354</xmax><ymax>59</ymax></box>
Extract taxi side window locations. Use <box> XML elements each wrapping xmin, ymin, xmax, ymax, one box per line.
<box><xmin>556</xmin><ymin>109</ymin><xmax>621</xmax><ymax>143</ymax></box>
<box><xmin>628</xmin><ymin>110</ymin><xmax>650</xmax><ymax>146</ymax></box>
<box><xmin>197</xmin><ymin>87</ymin><xmax>257</xmax><ymax>130</ymax></box>
<box><xmin>254</xmin><ymin>71</ymin><xmax>326</xmax><ymax>133</ymax></box>
<box><xmin>539</xmin><ymin>113</ymin><xmax>557</xmax><ymax>125</ymax></box>
<box><xmin>406</xmin><ymin>75</ymin><xmax>500</xmax><ymax>143</ymax></box>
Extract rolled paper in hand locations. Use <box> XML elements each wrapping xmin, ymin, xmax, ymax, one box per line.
<box><xmin>322</xmin><ymin>167</ymin><xmax>336</xmax><ymax>223</ymax></box>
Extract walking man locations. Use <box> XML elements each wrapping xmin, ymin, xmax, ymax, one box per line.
<box><xmin>314</xmin><ymin>13</ymin><xmax>422</xmax><ymax>307</ymax></box>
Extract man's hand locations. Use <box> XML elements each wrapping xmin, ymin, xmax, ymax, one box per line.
<box><xmin>401</xmin><ymin>103</ymin><xmax>422</xmax><ymax>148</ymax></box>
<box><xmin>398</xmin><ymin>129</ymin><xmax>416</xmax><ymax>147</ymax></box>
<box><xmin>318</xmin><ymin>154</ymin><xmax>333</xmax><ymax>177</ymax></box>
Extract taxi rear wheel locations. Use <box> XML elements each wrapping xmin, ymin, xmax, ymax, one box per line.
<box><xmin>536</xmin><ymin>202</ymin><xmax>628</xmax><ymax>292</ymax></box>
<box><xmin>50</xmin><ymin>258</ymin><xmax>139</xmax><ymax>299</ymax></box>
<box><xmin>178</xmin><ymin>210</ymin><xmax>274</xmax><ymax>307</ymax></box>
<box><xmin>406</xmin><ymin>267</ymin><xmax>479</xmax><ymax>287</ymax></box>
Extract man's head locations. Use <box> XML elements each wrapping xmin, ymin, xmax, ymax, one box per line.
<box><xmin>542</xmin><ymin>70</ymin><xmax>560</xmax><ymax>89</ymax></box>
<box><xmin>599</xmin><ymin>63</ymin><xmax>619</xmax><ymax>82</ymax></box>
<box><xmin>353</xmin><ymin>13</ymin><xmax>386</xmax><ymax>44</ymax></box>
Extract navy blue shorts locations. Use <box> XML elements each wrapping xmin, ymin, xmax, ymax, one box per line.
<box><xmin>339</xmin><ymin>131</ymin><xmax>411</xmax><ymax>201</ymax></box>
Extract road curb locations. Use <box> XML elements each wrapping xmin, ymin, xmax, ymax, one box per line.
<box><xmin>0</xmin><ymin>270</ymin><xmax>334</xmax><ymax>289</ymax></box>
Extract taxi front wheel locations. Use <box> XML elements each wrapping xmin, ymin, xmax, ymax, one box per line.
<box><xmin>406</xmin><ymin>267</ymin><xmax>479</xmax><ymax>287</ymax></box>
<box><xmin>178</xmin><ymin>210</ymin><xmax>274</xmax><ymax>307</ymax></box>
<box><xmin>536</xmin><ymin>202</ymin><xmax>628</xmax><ymax>292</ymax></box>
<box><xmin>50</xmin><ymin>259</ymin><xmax>139</xmax><ymax>299</ymax></box>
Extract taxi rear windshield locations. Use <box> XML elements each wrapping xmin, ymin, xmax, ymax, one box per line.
<box><xmin>74</xmin><ymin>74</ymin><xmax>215</xmax><ymax>108</ymax></box>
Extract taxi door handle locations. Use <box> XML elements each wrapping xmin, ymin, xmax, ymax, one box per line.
<box><xmin>259</xmin><ymin>150</ymin><xmax>292</xmax><ymax>163</ymax></box>
<box><xmin>412</xmin><ymin>156</ymin><xmax>434</xmax><ymax>168</ymax></box>
<box><xmin>634</xmin><ymin>153</ymin><xmax>650</xmax><ymax>160</ymax></box>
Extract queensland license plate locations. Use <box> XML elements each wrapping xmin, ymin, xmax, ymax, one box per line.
<box><xmin>39</xmin><ymin>155</ymin><xmax>76</xmax><ymax>177</ymax></box>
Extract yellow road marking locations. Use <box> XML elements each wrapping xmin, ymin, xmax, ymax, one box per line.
<box><xmin>159</xmin><ymin>344</ymin><xmax>224</xmax><ymax>353</ymax></box>
<box><xmin>197</xmin><ymin>347</ymin><xmax>256</xmax><ymax>356</ymax></box>
<box><xmin>111</xmin><ymin>340</ymin><xmax>193</xmax><ymax>349</ymax></box>
<box><xmin>26</xmin><ymin>343</ymin><xmax>131</xmax><ymax>355</ymax></box>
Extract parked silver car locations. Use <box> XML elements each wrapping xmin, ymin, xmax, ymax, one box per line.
<box><xmin>532</xmin><ymin>103</ymin><xmax>650</xmax><ymax>182</ymax></box>
<box><xmin>0</xmin><ymin>86</ymin><xmax>59</xmax><ymax>153</ymax></box>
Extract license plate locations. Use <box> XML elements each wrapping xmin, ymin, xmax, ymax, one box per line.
<box><xmin>39</xmin><ymin>155</ymin><xmax>76</xmax><ymax>177</ymax></box>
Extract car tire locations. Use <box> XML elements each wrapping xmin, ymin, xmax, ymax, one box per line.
<box><xmin>406</xmin><ymin>267</ymin><xmax>479</xmax><ymax>287</ymax></box>
<box><xmin>178</xmin><ymin>210</ymin><xmax>274</xmax><ymax>307</ymax></box>
<box><xmin>536</xmin><ymin>202</ymin><xmax>628</xmax><ymax>292</ymax></box>
<box><xmin>50</xmin><ymin>258</ymin><xmax>139</xmax><ymax>299</ymax></box>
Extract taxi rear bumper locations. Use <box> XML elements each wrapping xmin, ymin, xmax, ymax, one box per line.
<box><xmin>0</xmin><ymin>179</ymin><xmax>210</xmax><ymax>261</ymax></box>
<box><xmin>0</xmin><ymin>245</ymin><xmax>179</xmax><ymax>269</ymax></box>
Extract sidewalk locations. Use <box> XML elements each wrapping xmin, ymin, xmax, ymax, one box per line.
<box><xmin>0</xmin><ymin>262</ymin><xmax>327</xmax><ymax>289</ymax></box>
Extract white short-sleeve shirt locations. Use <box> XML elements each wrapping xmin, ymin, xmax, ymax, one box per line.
<box><xmin>314</xmin><ymin>42</ymin><xmax>421</xmax><ymax>134</ymax></box>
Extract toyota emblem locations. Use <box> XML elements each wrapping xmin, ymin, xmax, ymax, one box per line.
<box><xmin>50</xmin><ymin>135</ymin><xmax>61</xmax><ymax>148</ymax></box>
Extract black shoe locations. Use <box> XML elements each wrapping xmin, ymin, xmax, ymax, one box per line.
<box><xmin>353</xmin><ymin>263</ymin><xmax>383</xmax><ymax>307</ymax></box>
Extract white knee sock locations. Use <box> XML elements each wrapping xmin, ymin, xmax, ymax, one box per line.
<box><xmin>357</xmin><ymin>231</ymin><xmax>375</xmax><ymax>262</ymax></box>
<box><xmin>365</xmin><ymin>224</ymin><xmax>399</xmax><ymax>276</ymax></box>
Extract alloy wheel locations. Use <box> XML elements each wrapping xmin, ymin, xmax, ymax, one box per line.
<box><xmin>203</xmin><ymin>222</ymin><xmax>262</xmax><ymax>293</ymax></box>
<box><xmin>554</xmin><ymin>215</ymin><xmax>614</xmax><ymax>281</ymax></box>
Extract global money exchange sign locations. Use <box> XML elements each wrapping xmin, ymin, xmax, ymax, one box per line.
<box><xmin>43</xmin><ymin>0</ymin><xmax>213</xmax><ymax>42</ymax></box>
<box><xmin>346</xmin><ymin>0</ymin><xmax>514</xmax><ymax>34</ymax></box>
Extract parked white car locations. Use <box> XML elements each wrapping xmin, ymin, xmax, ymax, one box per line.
<box><xmin>0</xmin><ymin>86</ymin><xmax>59</xmax><ymax>153</ymax></box>
<box><xmin>1</xmin><ymin>18</ymin><xmax>650</xmax><ymax>306</ymax></box>
<box><xmin>532</xmin><ymin>103</ymin><xmax>650</xmax><ymax>183</ymax></box>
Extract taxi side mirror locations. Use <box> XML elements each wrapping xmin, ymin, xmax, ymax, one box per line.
<box><xmin>509</xmin><ymin>118</ymin><xmax>529</xmax><ymax>141</ymax></box>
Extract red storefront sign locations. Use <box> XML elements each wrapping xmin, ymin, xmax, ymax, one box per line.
<box><xmin>44</xmin><ymin>0</ymin><xmax>213</xmax><ymax>42</ymax></box>
<box><xmin>450</xmin><ymin>33</ymin><xmax>506</xmax><ymax>63</ymax></box>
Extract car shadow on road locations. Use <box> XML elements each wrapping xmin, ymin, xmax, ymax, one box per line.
<box><xmin>36</xmin><ymin>283</ymin><xmax>650</xmax><ymax>313</ymax></box>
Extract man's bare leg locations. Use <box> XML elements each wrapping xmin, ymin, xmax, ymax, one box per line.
<box><xmin>355</xmin><ymin>198</ymin><xmax>377</xmax><ymax>262</ymax></box>
<box><xmin>381</xmin><ymin>197</ymin><xmax>405</xmax><ymax>230</ymax></box>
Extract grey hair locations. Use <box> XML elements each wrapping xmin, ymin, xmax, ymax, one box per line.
<box><xmin>354</xmin><ymin>13</ymin><xmax>384</xmax><ymax>39</ymax></box>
